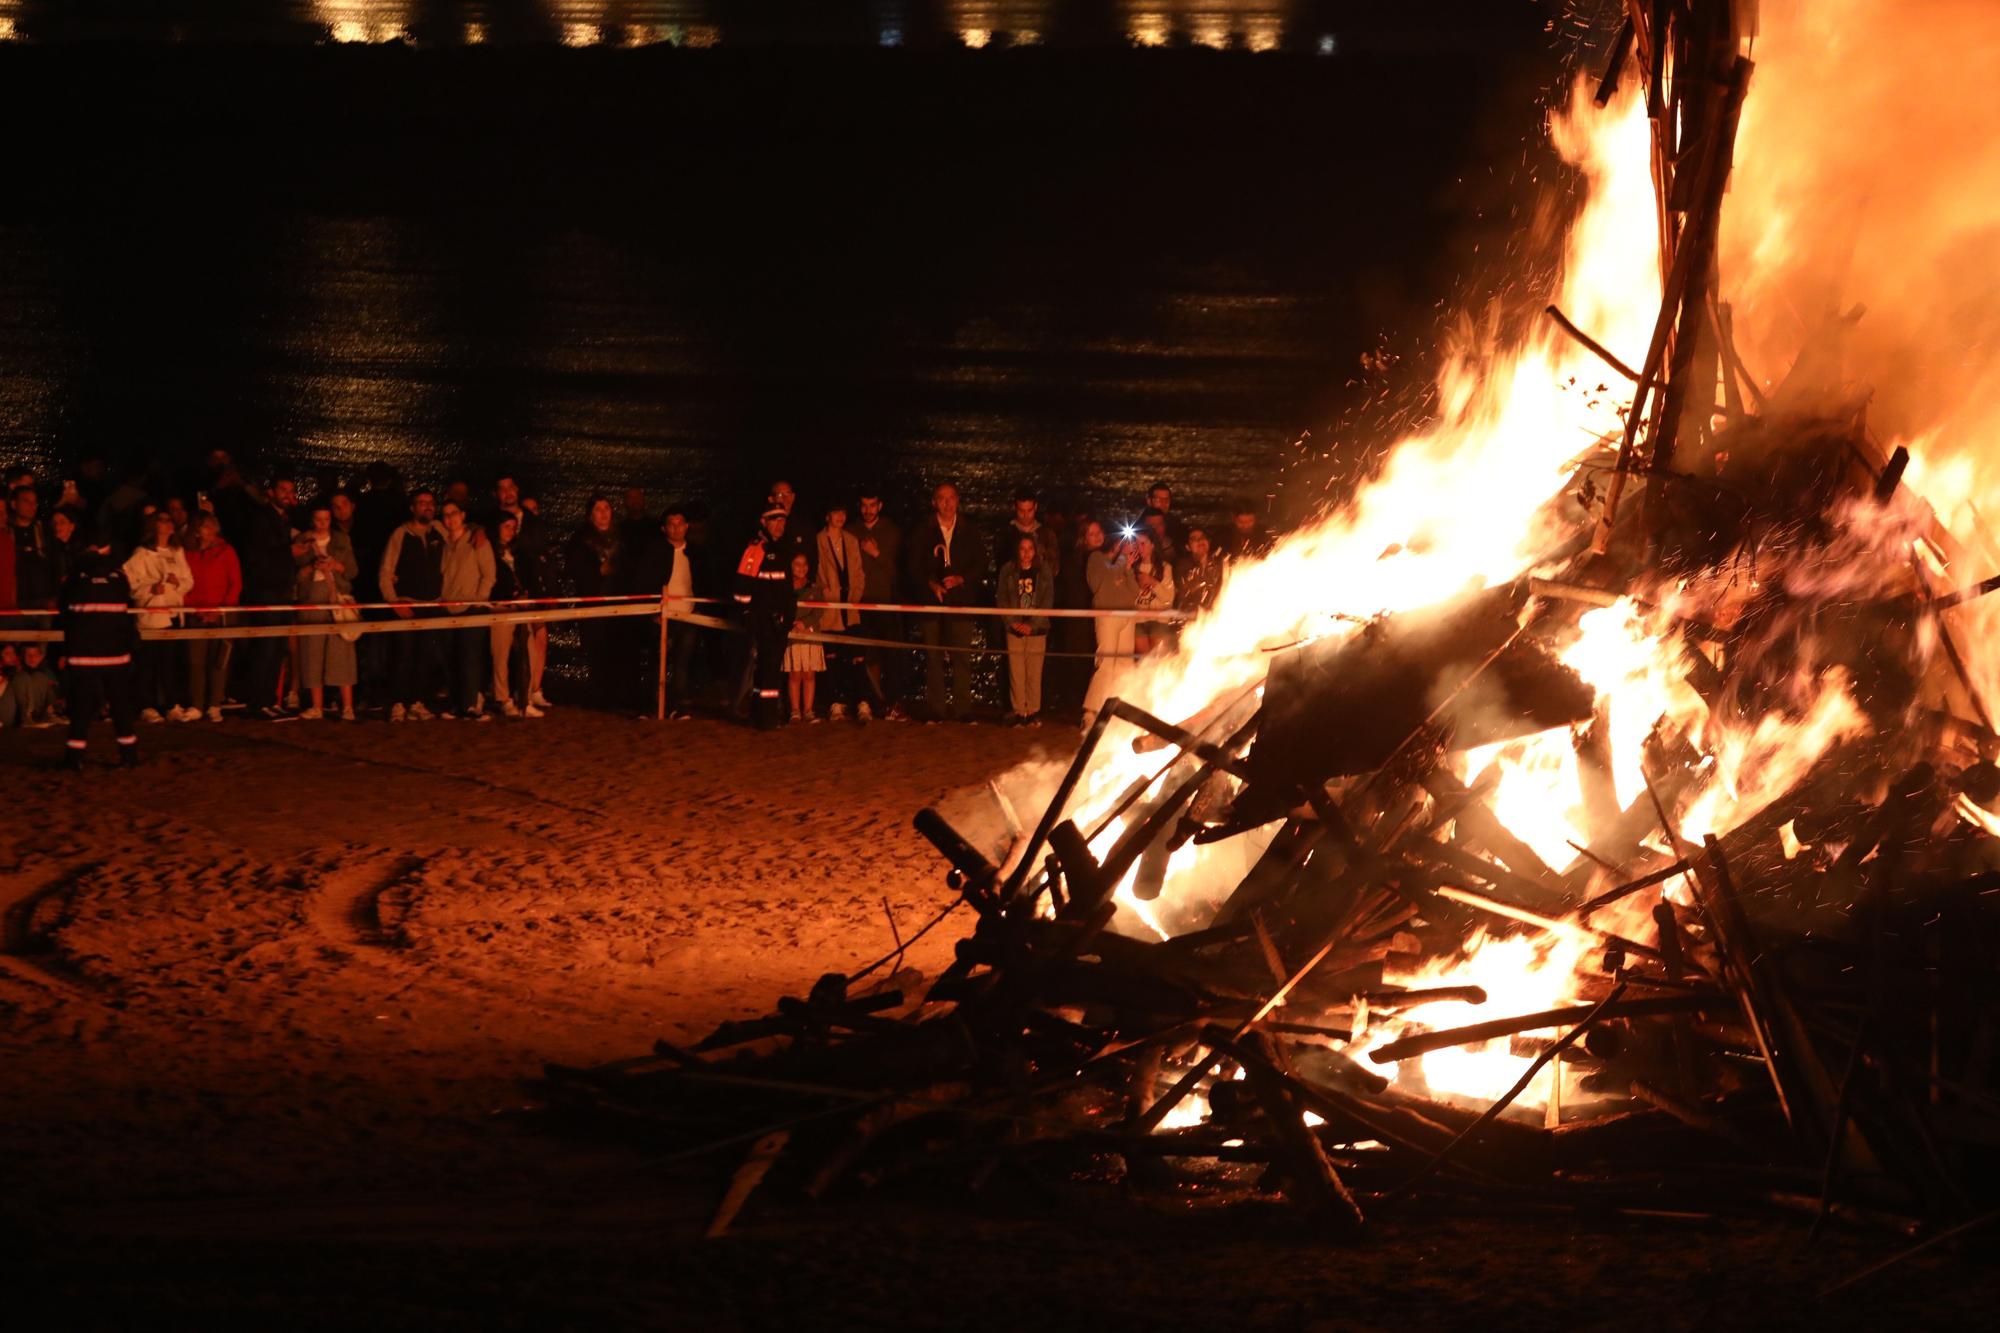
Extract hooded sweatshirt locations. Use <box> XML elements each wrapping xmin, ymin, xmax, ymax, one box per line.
<box><xmin>122</xmin><ymin>543</ymin><xmax>195</xmax><ymax>629</ymax></box>
<box><xmin>439</xmin><ymin>527</ymin><xmax>496</xmax><ymax>605</ymax></box>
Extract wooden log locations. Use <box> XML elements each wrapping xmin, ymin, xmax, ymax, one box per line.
<box><xmin>1366</xmin><ymin>993</ymin><xmax>1729</xmax><ymax>1064</ymax></box>
<box><xmin>1593</xmin><ymin>15</ymin><xmax>1637</xmax><ymax>106</ymax></box>
<box><xmin>1238</xmin><ymin>1031</ymin><xmax>1367</xmax><ymax>1233</ymax></box>
<box><xmin>1654</xmin><ymin>901</ymin><xmax>1703</xmax><ymax>1098</ymax></box>
<box><xmin>913</xmin><ymin>807</ymin><xmax>1002</xmax><ymax>916</ymax></box>
<box><xmin>706</xmin><ymin>1130</ymin><xmax>790</xmax><ymax>1238</ymax></box>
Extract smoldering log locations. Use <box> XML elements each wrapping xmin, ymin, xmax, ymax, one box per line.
<box><xmin>1229</xmin><ymin>583</ymin><xmax>1595</xmax><ymax>826</ymax></box>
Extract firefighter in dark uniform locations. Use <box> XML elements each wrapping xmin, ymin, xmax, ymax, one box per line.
<box><xmin>735</xmin><ymin>505</ymin><xmax>797</xmax><ymax>730</ymax></box>
<box><xmin>59</xmin><ymin>535</ymin><xmax>142</xmax><ymax>770</ymax></box>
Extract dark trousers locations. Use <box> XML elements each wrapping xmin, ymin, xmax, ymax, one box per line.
<box><xmin>856</xmin><ymin>608</ymin><xmax>903</xmax><ymax>707</ymax></box>
<box><xmin>449</xmin><ymin>626</ymin><xmax>486</xmax><ymax>715</ymax></box>
<box><xmin>66</xmin><ymin>665</ymin><xmax>139</xmax><ymax>753</ymax></box>
<box><xmin>579</xmin><ymin>618</ymin><xmax>626</xmax><ymax>707</ymax></box>
<box><xmin>920</xmin><ymin>613</ymin><xmax>976</xmax><ymax>720</ymax></box>
<box><xmin>136</xmin><ymin>639</ymin><xmax>182</xmax><ymax>713</ymax></box>
<box><xmin>391</xmin><ymin>611</ymin><xmax>445</xmax><ymax>706</ymax></box>
<box><xmin>245</xmin><ymin>609</ymin><xmax>291</xmax><ymax>709</ymax></box>
<box><xmin>665</xmin><ymin>618</ymin><xmax>700</xmax><ymax>709</ymax></box>
<box><xmin>751</xmin><ymin>613</ymin><xmax>788</xmax><ymax>728</ymax></box>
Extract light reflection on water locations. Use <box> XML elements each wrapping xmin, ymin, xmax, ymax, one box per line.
<box><xmin>0</xmin><ymin>2</ymin><xmax>1339</xmax><ymax>51</ymax></box>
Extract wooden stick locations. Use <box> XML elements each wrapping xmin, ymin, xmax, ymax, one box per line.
<box><xmin>1577</xmin><ymin>858</ymin><xmax>1690</xmax><ymax>916</ymax></box>
<box><xmin>1430</xmin><ymin>882</ymin><xmax>1662</xmax><ymax>960</ymax></box>
<box><xmin>1546</xmin><ymin>304</ymin><xmax>1641</xmax><ymax>381</ymax></box>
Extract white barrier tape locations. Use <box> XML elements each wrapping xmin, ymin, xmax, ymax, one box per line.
<box><xmin>797</xmin><ymin>599</ymin><xmax>1190</xmax><ymax>621</ymax></box>
<box><xmin>0</xmin><ymin>592</ymin><xmax>1184</xmax><ymax>621</ymax></box>
<box><xmin>0</xmin><ymin>602</ymin><xmax>661</xmax><ymax>644</ymax></box>
<box><xmin>666</xmin><ymin>611</ymin><xmax>1164</xmax><ymax>661</ymax></box>
<box><xmin>0</xmin><ymin>592</ymin><xmax>663</xmax><ymax>619</ymax></box>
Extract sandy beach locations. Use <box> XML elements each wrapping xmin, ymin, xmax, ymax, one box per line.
<box><xmin>1</xmin><ymin>712</ymin><xmax>1987</xmax><ymax>1328</ymax></box>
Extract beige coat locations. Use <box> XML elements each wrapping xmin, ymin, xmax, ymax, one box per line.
<box><xmin>815</xmin><ymin>527</ymin><xmax>865</xmax><ymax>631</ymax></box>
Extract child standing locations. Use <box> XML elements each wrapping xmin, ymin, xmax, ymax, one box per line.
<box><xmin>781</xmin><ymin>552</ymin><xmax>824</xmax><ymax>723</ymax></box>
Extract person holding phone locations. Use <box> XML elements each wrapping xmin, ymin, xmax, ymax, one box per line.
<box><xmin>1082</xmin><ymin>522</ymin><xmax>1141</xmax><ymax>730</ymax></box>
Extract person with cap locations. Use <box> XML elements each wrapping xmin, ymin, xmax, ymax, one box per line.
<box><xmin>734</xmin><ymin>503</ymin><xmax>796</xmax><ymax>730</ymax></box>
<box><xmin>58</xmin><ymin>529</ymin><xmax>143</xmax><ymax>769</ymax></box>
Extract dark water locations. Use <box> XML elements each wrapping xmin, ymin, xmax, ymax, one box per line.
<box><xmin>0</xmin><ymin>1</ymin><xmax>1554</xmax><ymax>534</ymax></box>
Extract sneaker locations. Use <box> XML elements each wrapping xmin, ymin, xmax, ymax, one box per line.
<box><xmin>436</xmin><ymin>710</ymin><xmax>457</xmax><ymax>722</ymax></box>
<box><xmin>529</xmin><ymin>691</ymin><xmax>552</xmax><ymax>709</ymax></box>
<box><xmin>205</xmin><ymin>707</ymin><xmax>224</xmax><ymax>723</ymax></box>
<box><xmin>299</xmin><ymin>706</ymin><xmax>324</xmax><ymax>720</ymax></box>
<box><xmin>828</xmin><ymin>703</ymin><xmax>848</xmax><ymax>721</ymax></box>
<box><xmin>409</xmin><ymin>703</ymin><xmax>434</xmax><ymax>721</ymax></box>
<box><xmin>856</xmin><ymin>701</ymin><xmax>874</xmax><ymax>723</ymax></box>
<box><xmin>885</xmin><ymin>704</ymin><xmax>911</xmax><ymax>722</ymax></box>
<box><xmin>390</xmin><ymin>703</ymin><xmax>408</xmax><ymax>723</ymax></box>
<box><xmin>340</xmin><ymin>706</ymin><xmax>357</xmax><ymax>722</ymax></box>
<box><xmin>498</xmin><ymin>700</ymin><xmax>521</xmax><ymax>718</ymax></box>
<box><xmin>668</xmin><ymin>707</ymin><xmax>694</xmax><ymax>721</ymax></box>
<box><xmin>283</xmin><ymin>692</ymin><xmax>299</xmax><ymax>712</ymax></box>
<box><xmin>140</xmin><ymin>708</ymin><xmax>165</xmax><ymax>724</ymax></box>
<box><xmin>471</xmin><ymin>711</ymin><xmax>492</xmax><ymax>723</ymax></box>
<box><xmin>523</xmin><ymin>703</ymin><xmax>545</xmax><ymax>719</ymax></box>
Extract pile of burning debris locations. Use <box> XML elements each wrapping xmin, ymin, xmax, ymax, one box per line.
<box><xmin>537</xmin><ymin>2</ymin><xmax>2000</xmax><ymax>1248</ymax></box>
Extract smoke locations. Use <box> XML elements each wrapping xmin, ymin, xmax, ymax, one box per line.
<box><xmin>1723</xmin><ymin>0</ymin><xmax>2000</xmax><ymax>501</ymax></box>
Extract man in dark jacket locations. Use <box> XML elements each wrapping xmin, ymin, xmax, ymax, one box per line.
<box><xmin>735</xmin><ymin>506</ymin><xmax>795</xmax><ymax>730</ymax></box>
<box><xmin>231</xmin><ymin>478</ymin><xmax>300</xmax><ymax>719</ymax></box>
<box><xmin>7</xmin><ymin>484</ymin><xmax>58</xmax><ymax>612</ymax></box>
<box><xmin>905</xmin><ymin>482</ymin><xmax>986</xmax><ymax>722</ymax></box>
<box><xmin>59</xmin><ymin>538</ymin><xmax>142</xmax><ymax>769</ymax></box>
<box><xmin>853</xmin><ymin>491</ymin><xmax>904</xmax><ymax>718</ymax></box>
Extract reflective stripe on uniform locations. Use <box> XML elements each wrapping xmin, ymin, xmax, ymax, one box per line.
<box><xmin>65</xmin><ymin>739</ymin><xmax>86</xmax><ymax>749</ymax></box>
<box><xmin>116</xmin><ymin>736</ymin><xmax>138</xmax><ymax>745</ymax></box>
<box><xmin>67</xmin><ymin>603</ymin><xmax>130</xmax><ymax>613</ymax></box>
<box><xmin>67</xmin><ymin>655</ymin><xmax>132</xmax><ymax>667</ymax></box>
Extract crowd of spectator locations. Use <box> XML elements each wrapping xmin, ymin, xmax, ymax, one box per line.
<box><xmin>0</xmin><ymin>453</ymin><xmax>1276</xmax><ymax>749</ymax></box>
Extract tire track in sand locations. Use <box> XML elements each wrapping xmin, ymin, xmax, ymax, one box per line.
<box><xmin>301</xmin><ymin>854</ymin><xmax>431</xmax><ymax>949</ymax></box>
<box><xmin>0</xmin><ymin>859</ymin><xmax>108</xmax><ymax>998</ymax></box>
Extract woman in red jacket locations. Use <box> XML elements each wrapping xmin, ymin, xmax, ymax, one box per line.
<box><xmin>182</xmin><ymin>512</ymin><xmax>243</xmax><ymax>722</ymax></box>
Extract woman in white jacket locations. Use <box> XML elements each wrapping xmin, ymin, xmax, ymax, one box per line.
<box><xmin>814</xmin><ymin>505</ymin><xmax>866</xmax><ymax>721</ymax></box>
<box><xmin>123</xmin><ymin>510</ymin><xmax>194</xmax><ymax>722</ymax></box>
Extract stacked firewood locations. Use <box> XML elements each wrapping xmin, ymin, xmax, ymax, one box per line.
<box><xmin>535</xmin><ymin>645</ymin><xmax>2000</xmax><ymax>1242</ymax></box>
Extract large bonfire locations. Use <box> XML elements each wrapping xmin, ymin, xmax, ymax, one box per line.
<box><xmin>544</xmin><ymin>0</ymin><xmax>2000</xmax><ymax>1236</ymax></box>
